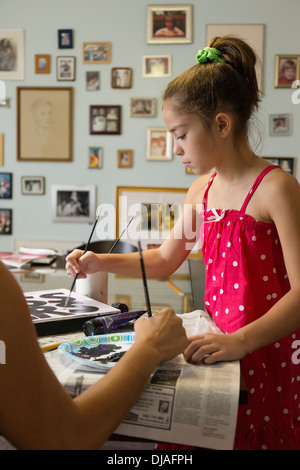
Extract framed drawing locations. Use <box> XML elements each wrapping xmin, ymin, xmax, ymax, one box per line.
<box><xmin>90</xmin><ymin>105</ymin><xmax>121</xmax><ymax>135</ymax></box>
<box><xmin>0</xmin><ymin>208</ymin><xmax>12</xmax><ymax>234</ymax></box>
<box><xmin>146</xmin><ymin>127</ymin><xmax>173</xmax><ymax>161</ymax></box>
<box><xmin>82</xmin><ymin>42</ymin><xmax>111</xmax><ymax>64</ymax></box>
<box><xmin>143</xmin><ymin>55</ymin><xmax>172</xmax><ymax>77</ymax></box>
<box><xmin>130</xmin><ymin>98</ymin><xmax>156</xmax><ymax>117</ymax></box>
<box><xmin>274</xmin><ymin>55</ymin><xmax>299</xmax><ymax>88</ymax></box>
<box><xmin>58</xmin><ymin>29</ymin><xmax>73</xmax><ymax>49</ymax></box>
<box><xmin>88</xmin><ymin>147</ymin><xmax>103</xmax><ymax>169</ymax></box>
<box><xmin>17</xmin><ymin>87</ymin><xmax>73</xmax><ymax>162</ymax></box>
<box><xmin>51</xmin><ymin>184</ymin><xmax>96</xmax><ymax>223</ymax></box>
<box><xmin>263</xmin><ymin>157</ymin><xmax>295</xmax><ymax>175</ymax></box>
<box><xmin>118</xmin><ymin>150</ymin><xmax>133</xmax><ymax>168</ymax></box>
<box><xmin>21</xmin><ymin>176</ymin><xmax>45</xmax><ymax>195</ymax></box>
<box><xmin>57</xmin><ymin>56</ymin><xmax>75</xmax><ymax>81</ymax></box>
<box><xmin>269</xmin><ymin>114</ymin><xmax>292</xmax><ymax>136</ymax></box>
<box><xmin>0</xmin><ymin>29</ymin><xmax>25</xmax><ymax>80</ymax></box>
<box><xmin>0</xmin><ymin>172</ymin><xmax>12</xmax><ymax>199</ymax></box>
<box><xmin>147</xmin><ymin>4</ymin><xmax>193</xmax><ymax>44</ymax></box>
<box><xmin>111</xmin><ymin>67</ymin><xmax>132</xmax><ymax>89</ymax></box>
<box><xmin>0</xmin><ymin>134</ymin><xmax>3</xmax><ymax>166</ymax></box>
<box><xmin>86</xmin><ymin>71</ymin><xmax>100</xmax><ymax>90</ymax></box>
<box><xmin>35</xmin><ymin>55</ymin><xmax>50</xmax><ymax>74</ymax></box>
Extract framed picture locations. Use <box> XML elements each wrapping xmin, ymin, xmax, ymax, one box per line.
<box><xmin>0</xmin><ymin>172</ymin><xmax>12</xmax><ymax>199</ymax></box>
<box><xmin>86</xmin><ymin>71</ymin><xmax>100</xmax><ymax>90</ymax></box>
<box><xmin>82</xmin><ymin>42</ymin><xmax>111</xmax><ymax>64</ymax></box>
<box><xmin>57</xmin><ymin>56</ymin><xmax>75</xmax><ymax>81</ymax></box>
<box><xmin>269</xmin><ymin>114</ymin><xmax>292</xmax><ymax>136</ymax></box>
<box><xmin>143</xmin><ymin>55</ymin><xmax>172</xmax><ymax>77</ymax></box>
<box><xmin>88</xmin><ymin>147</ymin><xmax>103</xmax><ymax>169</ymax></box>
<box><xmin>146</xmin><ymin>127</ymin><xmax>173</xmax><ymax>161</ymax></box>
<box><xmin>274</xmin><ymin>55</ymin><xmax>299</xmax><ymax>88</ymax></box>
<box><xmin>58</xmin><ymin>29</ymin><xmax>73</xmax><ymax>49</ymax></box>
<box><xmin>35</xmin><ymin>54</ymin><xmax>50</xmax><ymax>74</ymax></box>
<box><xmin>147</xmin><ymin>4</ymin><xmax>193</xmax><ymax>44</ymax></box>
<box><xmin>118</xmin><ymin>150</ymin><xmax>133</xmax><ymax>168</ymax></box>
<box><xmin>130</xmin><ymin>98</ymin><xmax>156</xmax><ymax>117</ymax></box>
<box><xmin>89</xmin><ymin>105</ymin><xmax>121</xmax><ymax>135</ymax></box>
<box><xmin>0</xmin><ymin>134</ymin><xmax>3</xmax><ymax>166</ymax></box>
<box><xmin>0</xmin><ymin>208</ymin><xmax>12</xmax><ymax>234</ymax></box>
<box><xmin>51</xmin><ymin>184</ymin><xmax>96</xmax><ymax>223</ymax></box>
<box><xmin>0</xmin><ymin>29</ymin><xmax>25</xmax><ymax>80</ymax></box>
<box><xmin>263</xmin><ymin>157</ymin><xmax>295</xmax><ymax>175</ymax></box>
<box><xmin>17</xmin><ymin>87</ymin><xmax>73</xmax><ymax>162</ymax></box>
<box><xmin>21</xmin><ymin>176</ymin><xmax>45</xmax><ymax>195</ymax></box>
<box><xmin>111</xmin><ymin>67</ymin><xmax>132</xmax><ymax>89</ymax></box>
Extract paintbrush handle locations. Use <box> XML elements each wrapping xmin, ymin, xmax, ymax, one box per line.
<box><xmin>138</xmin><ymin>240</ymin><xmax>152</xmax><ymax>317</ymax></box>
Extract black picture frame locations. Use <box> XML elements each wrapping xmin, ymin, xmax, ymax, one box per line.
<box><xmin>89</xmin><ymin>105</ymin><xmax>121</xmax><ymax>135</ymax></box>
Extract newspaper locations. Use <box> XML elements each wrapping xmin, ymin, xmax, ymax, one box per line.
<box><xmin>44</xmin><ymin>310</ymin><xmax>240</xmax><ymax>450</ymax></box>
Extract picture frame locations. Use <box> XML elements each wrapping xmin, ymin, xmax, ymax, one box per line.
<box><xmin>118</xmin><ymin>150</ymin><xmax>133</xmax><ymax>168</ymax></box>
<box><xmin>0</xmin><ymin>172</ymin><xmax>12</xmax><ymax>199</ymax></box>
<box><xmin>274</xmin><ymin>55</ymin><xmax>299</xmax><ymax>88</ymax></box>
<box><xmin>0</xmin><ymin>208</ymin><xmax>12</xmax><ymax>234</ymax></box>
<box><xmin>35</xmin><ymin>54</ymin><xmax>50</xmax><ymax>74</ymax></box>
<box><xmin>82</xmin><ymin>42</ymin><xmax>111</xmax><ymax>64</ymax></box>
<box><xmin>146</xmin><ymin>127</ymin><xmax>173</xmax><ymax>161</ymax></box>
<box><xmin>21</xmin><ymin>176</ymin><xmax>45</xmax><ymax>195</ymax></box>
<box><xmin>143</xmin><ymin>55</ymin><xmax>172</xmax><ymax>77</ymax></box>
<box><xmin>86</xmin><ymin>71</ymin><xmax>100</xmax><ymax>90</ymax></box>
<box><xmin>0</xmin><ymin>134</ymin><xmax>3</xmax><ymax>166</ymax></box>
<box><xmin>130</xmin><ymin>98</ymin><xmax>156</xmax><ymax>117</ymax></box>
<box><xmin>51</xmin><ymin>184</ymin><xmax>96</xmax><ymax>223</ymax></box>
<box><xmin>269</xmin><ymin>114</ymin><xmax>292</xmax><ymax>136</ymax></box>
<box><xmin>0</xmin><ymin>29</ymin><xmax>25</xmax><ymax>80</ymax></box>
<box><xmin>263</xmin><ymin>157</ymin><xmax>295</xmax><ymax>175</ymax></box>
<box><xmin>17</xmin><ymin>87</ymin><xmax>73</xmax><ymax>162</ymax></box>
<box><xmin>111</xmin><ymin>67</ymin><xmax>132</xmax><ymax>89</ymax></box>
<box><xmin>147</xmin><ymin>4</ymin><xmax>193</xmax><ymax>44</ymax></box>
<box><xmin>88</xmin><ymin>147</ymin><xmax>103</xmax><ymax>169</ymax></box>
<box><xmin>58</xmin><ymin>29</ymin><xmax>73</xmax><ymax>49</ymax></box>
<box><xmin>57</xmin><ymin>56</ymin><xmax>76</xmax><ymax>81</ymax></box>
<box><xmin>89</xmin><ymin>105</ymin><xmax>121</xmax><ymax>135</ymax></box>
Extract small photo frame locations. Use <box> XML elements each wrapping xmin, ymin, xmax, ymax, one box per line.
<box><xmin>57</xmin><ymin>56</ymin><xmax>76</xmax><ymax>81</ymax></box>
<box><xmin>0</xmin><ymin>134</ymin><xmax>3</xmax><ymax>166</ymax></box>
<box><xmin>263</xmin><ymin>157</ymin><xmax>295</xmax><ymax>175</ymax></box>
<box><xmin>269</xmin><ymin>114</ymin><xmax>292</xmax><ymax>136</ymax></box>
<box><xmin>274</xmin><ymin>55</ymin><xmax>299</xmax><ymax>88</ymax></box>
<box><xmin>58</xmin><ymin>29</ymin><xmax>73</xmax><ymax>49</ymax></box>
<box><xmin>0</xmin><ymin>172</ymin><xmax>12</xmax><ymax>198</ymax></box>
<box><xmin>147</xmin><ymin>4</ymin><xmax>193</xmax><ymax>44</ymax></box>
<box><xmin>88</xmin><ymin>147</ymin><xmax>103</xmax><ymax>169</ymax></box>
<box><xmin>146</xmin><ymin>127</ymin><xmax>173</xmax><ymax>161</ymax></box>
<box><xmin>82</xmin><ymin>42</ymin><xmax>111</xmax><ymax>64</ymax></box>
<box><xmin>111</xmin><ymin>67</ymin><xmax>132</xmax><ymax>89</ymax></box>
<box><xmin>143</xmin><ymin>55</ymin><xmax>172</xmax><ymax>78</ymax></box>
<box><xmin>0</xmin><ymin>208</ymin><xmax>12</xmax><ymax>234</ymax></box>
<box><xmin>35</xmin><ymin>54</ymin><xmax>50</xmax><ymax>74</ymax></box>
<box><xmin>118</xmin><ymin>150</ymin><xmax>133</xmax><ymax>168</ymax></box>
<box><xmin>21</xmin><ymin>176</ymin><xmax>45</xmax><ymax>195</ymax></box>
<box><xmin>90</xmin><ymin>105</ymin><xmax>121</xmax><ymax>135</ymax></box>
<box><xmin>86</xmin><ymin>71</ymin><xmax>100</xmax><ymax>90</ymax></box>
<box><xmin>0</xmin><ymin>29</ymin><xmax>25</xmax><ymax>80</ymax></box>
<box><xmin>51</xmin><ymin>184</ymin><xmax>96</xmax><ymax>223</ymax></box>
<box><xmin>130</xmin><ymin>98</ymin><xmax>156</xmax><ymax>117</ymax></box>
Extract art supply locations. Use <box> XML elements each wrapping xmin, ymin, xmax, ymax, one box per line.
<box><xmin>166</xmin><ymin>280</ymin><xmax>185</xmax><ymax>297</ymax></box>
<box><xmin>137</xmin><ymin>240</ymin><xmax>152</xmax><ymax>317</ymax></box>
<box><xmin>83</xmin><ymin>310</ymin><xmax>146</xmax><ymax>336</ymax></box>
<box><xmin>41</xmin><ymin>341</ymin><xmax>65</xmax><ymax>352</ymax></box>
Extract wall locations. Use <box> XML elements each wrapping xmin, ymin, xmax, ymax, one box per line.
<box><xmin>0</xmin><ymin>0</ymin><xmax>299</xmax><ymax>252</ymax></box>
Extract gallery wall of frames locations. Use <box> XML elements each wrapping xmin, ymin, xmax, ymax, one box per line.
<box><xmin>0</xmin><ymin>0</ymin><xmax>299</xmax><ymax>251</ymax></box>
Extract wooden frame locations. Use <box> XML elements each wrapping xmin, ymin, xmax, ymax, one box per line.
<box><xmin>58</xmin><ymin>29</ymin><xmax>73</xmax><ymax>49</ymax></box>
<box><xmin>146</xmin><ymin>127</ymin><xmax>173</xmax><ymax>161</ymax></box>
<box><xmin>88</xmin><ymin>147</ymin><xmax>103</xmax><ymax>169</ymax></box>
<box><xmin>0</xmin><ymin>208</ymin><xmax>12</xmax><ymax>234</ymax></box>
<box><xmin>269</xmin><ymin>114</ymin><xmax>292</xmax><ymax>136</ymax></box>
<box><xmin>147</xmin><ymin>4</ymin><xmax>193</xmax><ymax>44</ymax></box>
<box><xmin>21</xmin><ymin>176</ymin><xmax>45</xmax><ymax>195</ymax></box>
<box><xmin>143</xmin><ymin>55</ymin><xmax>172</xmax><ymax>77</ymax></box>
<box><xmin>57</xmin><ymin>56</ymin><xmax>76</xmax><ymax>81</ymax></box>
<box><xmin>111</xmin><ymin>67</ymin><xmax>132</xmax><ymax>89</ymax></box>
<box><xmin>0</xmin><ymin>134</ymin><xmax>3</xmax><ymax>166</ymax></box>
<box><xmin>263</xmin><ymin>157</ymin><xmax>295</xmax><ymax>175</ymax></box>
<box><xmin>274</xmin><ymin>55</ymin><xmax>299</xmax><ymax>88</ymax></box>
<box><xmin>0</xmin><ymin>29</ymin><xmax>25</xmax><ymax>80</ymax></box>
<box><xmin>89</xmin><ymin>105</ymin><xmax>121</xmax><ymax>135</ymax></box>
<box><xmin>130</xmin><ymin>98</ymin><xmax>156</xmax><ymax>117</ymax></box>
<box><xmin>35</xmin><ymin>54</ymin><xmax>50</xmax><ymax>74</ymax></box>
<box><xmin>118</xmin><ymin>150</ymin><xmax>133</xmax><ymax>168</ymax></box>
<box><xmin>51</xmin><ymin>184</ymin><xmax>96</xmax><ymax>223</ymax></box>
<box><xmin>17</xmin><ymin>87</ymin><xmax>73</xmax><ymax>162</ymax></box>
<box><xmin>82</xmin><ymin>42</ymin><xmax>111</xmax><ymax>64</ymax></box>
<box><xmin>0</xmin><ymin>172</ymin><xmax>12</xmax><ymax>199</ymax></box>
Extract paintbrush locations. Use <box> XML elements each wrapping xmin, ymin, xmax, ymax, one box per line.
<box><xmin>137</xmin><ymin>240</ymin><xmax>152</xmax><ymax>317</ymax></box>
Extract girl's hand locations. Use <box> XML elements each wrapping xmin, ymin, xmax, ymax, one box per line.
<box><xmin>65</xmin><ymin>249</ymin><xmax>102</xmax><ymax>279</ymax></box>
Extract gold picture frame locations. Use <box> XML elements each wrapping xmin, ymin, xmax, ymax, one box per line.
<box><xmin>147</xmin><ymin>4</ymin><xmax>193</xmax><ymax>44</ymax></box>
<box><xmin>274</xmin><ymin>55</ymin><xmax>299</xmax><ymax>88</ymax></box>
<box><xmin>82</xmin><ymin>42</ymin><xmax>111</xmax><ymax>64</ymax></box>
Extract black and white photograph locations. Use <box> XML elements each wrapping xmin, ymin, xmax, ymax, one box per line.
<box><xmin>21</xmin><ymin>176</ymin><xmax>45</xmax><ymax>195</ymax></box>
<box><xmin>51</xmin><ymin>184</ymin><xmax>96</xmax><ymax>223</ymax></box>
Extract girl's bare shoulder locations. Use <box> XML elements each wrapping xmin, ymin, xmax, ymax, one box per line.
<box><xmin>185</xmin><ymin>172</ymin><xmax>213</xmax><ymax>205</ymax></box>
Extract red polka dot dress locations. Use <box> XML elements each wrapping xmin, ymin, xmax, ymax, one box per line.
<box><xmin>201</xmin><ymin>165</ymin><xmax>300</xmax><ymax>450</ymax></box>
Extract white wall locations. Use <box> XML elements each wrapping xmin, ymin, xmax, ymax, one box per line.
<box><xmin>0</xmin><ymin>0</ymin><xmax>299</xmax><ymax>252</ymax></box>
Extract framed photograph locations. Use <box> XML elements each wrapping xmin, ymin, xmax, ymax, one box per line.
<box><xmin>17</xmin><ymin>87</ymin><xmax>73</xmax><ymax>162</ymax></box>
<box><xmin>90</xmin><ymin>105</ymin><xmax>121</xmax><ymax>135</ymax></box>
<box><xmin>263</xmin><ymin>157</ymin><xmax>295</xmax><ymax>175</ymax></box>
<box><xmin>274</xmin><ymin>55</ymin><xmax>299</xmax><ymax>88</ymax></box>
<box><xmin>269</xmin><ymin>114</ymin><xmax>292</xmax><ymax>136</ymax></box>
<box><xmin>130</xmin><ymin>98</ymin><xmax>156</xmax><ymax>117</ymax></box>
<box><xmin>146</xmin><ymin>127</ymin><xmax>173</xmax><ymax>161</ymax></box>
<box><xmin>0</xmin><ymin>208</ymin><xmax>12</xmax><ymax>234</ymax></box>
<box><xmin>51</xmin><ymin>184</ymin><xmax>96</xmax><ymax>223</ymax></box>
<box><xmin>0</xmin><ymin>172</ymin><xmax>12</xmax><ymax>199</ymax></box>
<box><xmin>82</xmin><ymin>42</ymin><xmax>111</xmax><ymax>64</ymax></box>
<box><xmin>118</xmin><ymin>150</ymin><xmax>133</xmax><ymax>168</ymax></box>
<box><xmin>0</xmin><ymin>134</ymin><xmax>3</xmax><ymax>166</ymax></box>
<box><xmin>21</xmin><ymin>176</ymin><xmax>45</xmax><ymax>195</ymax></box>
<box><xmin>0</xmin><ymin>29</ymin><xmax>25</xmax><ymax>80</ymax></box>
<box><xmin>143</xmin><ymin>55</ymin><xmax>171</xmax><ymax>77</ymax></box>
<box><xmin>111</xmin><ymin>67</ymin><xmax>132</xmax><ymax>89</ymax></box>
<box><xmin>58</xmin><ymin>29</ymin><xmax>73</xmax><ymax>49</ymax></box>
<box><xmin>88</xmin><ymin>147</ymin><xmax>103</xmax><ymax>169</ymax></box>
<box><xmin>35</xmin><ymin>54</ymin><xmax>50</xmax><ymax>74</ymax></box>
<box><xmin>86</xmin><ymin>71</ymin><xmax>100</xmax><ymax>90</ymax></box>
<box><xmin>147</xmin><ymin>4</ymin><xmax>193</xmax><ymax>44</ymax></box>
<box><xmin>57</xmin><ymin>56</ymin><xmax>75</xmax><ymax>81</ymax></box>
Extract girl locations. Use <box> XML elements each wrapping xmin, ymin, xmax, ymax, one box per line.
<box><xmin>66</xmin><ymin>36</ymin><xmax>300</xmax><ymax>450</ymax></box>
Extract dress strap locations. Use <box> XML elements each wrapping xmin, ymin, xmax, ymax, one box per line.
<box><xmin>202</xmin><ymin>171</ymin><xmax>217</xmax><ymax>209</ymax></box>
<box><xmin>240</xmin><ymin>165</ymin><xmax>281</xmax><ymax>213</ymax></box>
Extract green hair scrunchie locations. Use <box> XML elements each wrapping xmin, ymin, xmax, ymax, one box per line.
<box><xmin>196</xmin><ymin>46</ymin><xmax>226</xmax><ymax>64</ymax></box>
